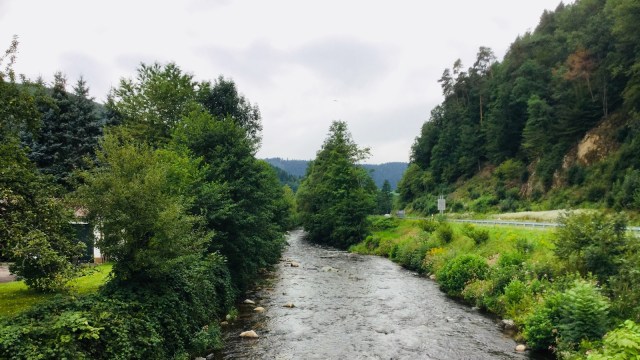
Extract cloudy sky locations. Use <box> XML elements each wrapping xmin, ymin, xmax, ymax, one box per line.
<box><xmin>0</xmin><ymin>0</ymin><xmax>568</xmax><ymax>164</ymax></box>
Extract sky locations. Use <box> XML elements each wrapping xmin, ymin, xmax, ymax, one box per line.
<box><xmin>0</xmin><ymin>0</ymin><xmax>569</xmax><ymax>164</ymax></box>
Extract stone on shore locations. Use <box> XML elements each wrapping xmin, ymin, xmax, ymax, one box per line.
<box><xmin>254</xmin><ymin>306</ymin><xmax>265</xmax><ymax>313</ymax></box>
<box><xmin>243</xmin><ymin>299</ymin><xmax>255</xmax><ymax>305</ymax></box>
<box><xmin>290</xmin><ymin>261</ymin><xmax>300</xmax><ymax>267</ymax></box>
<box><xmin>283</xmin><ymin>302</ymin><xmax>295</xmax><ymax>308</ymax></box>
<box><xmin>515</xmin><ymin>344</ymin><xmax>526</xmax><ymax>352</ymax></box>
<box><xmin>240</xmin><ymin>330</ymin><xmax>259</xmax><ymax>338</ymax></box>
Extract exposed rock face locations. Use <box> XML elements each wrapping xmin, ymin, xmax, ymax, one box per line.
<box><xmin>240</xmin><ymin>330</ymin><xmax>259</xmax><ymax>338</ymax></box>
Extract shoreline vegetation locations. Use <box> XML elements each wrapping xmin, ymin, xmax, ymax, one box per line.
<box><xmin>351</xmin><ymin>213</ymin><xmax>640</xmax><ymax>359</ymax></box>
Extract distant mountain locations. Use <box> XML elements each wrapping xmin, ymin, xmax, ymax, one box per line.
<box><xmin>362</xmin><ymin>162</ymin><xmax>409</xmax><ymax>191</ymax></box>
<box><xmin>264</xmin><ymin>157</ymin><xmax>408</xmax><ymax>190</ymax></box>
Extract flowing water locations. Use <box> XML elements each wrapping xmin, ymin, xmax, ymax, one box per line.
<box><xmin>219</xmin><ymin>230</ymin><xmax>530</xmax><ymax>359</ymax></box>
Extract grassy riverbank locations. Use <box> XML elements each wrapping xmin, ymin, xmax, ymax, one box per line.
<box><xmin>0</xmin><ymin>264</ymin><xmax>112</xmax><ymax>318</ymax></box>
<box><xmin>352</xmin><ymin>215</ymin><xmax>640</xmax><ymax>359</ymax></box>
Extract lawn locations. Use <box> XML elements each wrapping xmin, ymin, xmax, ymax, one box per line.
<box><xmin>0</xmin><ymin>263</ymin><xmax>112</xmax><ymax>318</ymax></box>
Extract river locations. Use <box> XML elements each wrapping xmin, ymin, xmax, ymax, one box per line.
<box><xmin>219</xmin><ymin>230</ymin><xmax>529</xmax><ymax>359</ymax></box>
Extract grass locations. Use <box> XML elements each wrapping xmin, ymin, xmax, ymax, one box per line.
<box><xmin>0</xmin><ymin>263</ymin><xmax>112</xmax><ymax>318</ymax></box>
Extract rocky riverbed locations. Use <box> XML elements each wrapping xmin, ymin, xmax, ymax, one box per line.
<box><xmin>218</xmin><ymin>230</ymin><xmax>530</xmax><ymax>359</ymax></box>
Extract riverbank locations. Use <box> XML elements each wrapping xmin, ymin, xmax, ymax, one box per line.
<box><xmin>351</xmin><ymin>215</ymin><xmax>640</xmax><ymax>359</ymax></box>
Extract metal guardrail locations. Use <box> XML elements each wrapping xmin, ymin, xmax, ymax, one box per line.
<box><xmin>451</xmin><ymin>219</ymin><xmax>559</xmax><ymax>228</ymax></box>
<box><xmin>408</xmin><ymin>216</ymin><xmax>640</xmax><ymax>234</ymax></box>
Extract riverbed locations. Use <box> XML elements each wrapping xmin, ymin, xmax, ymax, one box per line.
<box><xmin>219</xmin><ymin>230</ymin><xmax>528</xmax><ymax>359</ymax></box>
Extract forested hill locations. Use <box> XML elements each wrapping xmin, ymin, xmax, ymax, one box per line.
<box><xmin>399</xmin><ymin>0</ymin><xmax>640</xmax><ymax>214</ymax></box>
<box><xmin>264</xmin><ymin>157</ymin><xmax>408</xmax><ymax>190</ymax></box>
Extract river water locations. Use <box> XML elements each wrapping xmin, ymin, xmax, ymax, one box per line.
<box><xmin>219</xmin><ymin>230</ymin><xmax>529</xmax><ymax>359</ymax></box>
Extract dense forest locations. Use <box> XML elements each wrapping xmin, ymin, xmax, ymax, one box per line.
<box><xmin>399</xmin><ymin>0</ymin><xmax>640</xmax><ymax>215</ymax></box>
<box><xmin>265</xmin><ymin>157</ymin><xmax>408</xmax><ymax>190</ymax></box>
<box><xmin>0</xmin><ymin>37</ymin><xmax>294</xmax><ymax>358</ymax></box>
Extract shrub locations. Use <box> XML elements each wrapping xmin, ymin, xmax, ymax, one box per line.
<box><xmin>461</xmin><ymin>224</ymin><xmax>490</xmax><ymax>245</ymax></box>
<box><xmin>0</xmin><ymin>254</ymin><xmax>233</xmax><ymax>359</ymax></box>
<box><xmin>435</xmin><ymin>222</ymin><xmax>454</xmax><ymax>244</ymax></box>
<box><xmin>370</xmin><ymin>216</ymin><xmax>399</xmax><ymax>231</ymax></box>
<box><xmin>555</xmin><ymin>211</ymin><xmax>629</xmax><ymax>283</ymax></box>
<box><xmin>557</xmin><ymin>280</ymin><xmax>610</xmax><ymax>349</ymax></box>
<box><xmin>418</xmin><ymin>218</ymin><xmax>438</xmax><ymax>233</ymax></box>
<box><xmin>523</xmin><ymin>279</ymin><xmax>611</xmax><ymax>352</ymax></box>
<box><xmin>437</xmin><ymin>254</ymin><xmax>489</xmax><ymax>296</ymax></box>
<box><xmin>587</xmin><ymin>320</ymin><xmax>640</xmax><ymax>360</ymax></box>
<box><xmin>462</xmin><ymin>279</ymin><xmax>495</xmax><ymax>310</ymax></box>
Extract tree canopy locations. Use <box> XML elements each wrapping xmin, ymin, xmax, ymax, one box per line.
<box><xmin>296</xmin><ymin>121</ymin><xmax>376</xmax><ymax>248</ymax></box>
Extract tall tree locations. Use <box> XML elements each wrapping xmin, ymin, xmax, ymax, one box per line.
<box><xmin>29</xmin><ymin>74</ymin><xmax>103</xmax><ymax>189</ymax></box>
<box><xmin>376</xmin><ymin>180</ymin><xmax>393</xmax><ymax>215</ymax></box>
<box><xmin>296</xmin><ymin>121</ymin><xmax>376</xmax><ymax>248</ymax></box>
<box><xmin>198</xmin><ymin>76</ymin><xmax>262</xmax><ymax>149</ymax></box>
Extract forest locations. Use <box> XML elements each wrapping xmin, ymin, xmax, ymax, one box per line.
<box><xmin>399</xmin><ymin>0</ymin><xmax>640</xmax><ymax>216</ymax></box>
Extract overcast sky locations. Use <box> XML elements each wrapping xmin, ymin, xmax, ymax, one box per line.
<box><xmin>0</xmin><ymin>0</ymin><xmax>568</xmax><ymax>164</ymax></box>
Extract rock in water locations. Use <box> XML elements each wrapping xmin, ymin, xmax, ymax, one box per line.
<box><xmin>290</xmin><ymin>261</ymin><xmax>300</xmax><ymax>267</ymax></box>
<box><xmin>515</xmin><ymin>344</ymin><xmax>526</xmax><ymax>352</ymax></box>
<box><xmin>283</xmin><ymin>302</ymin><xmax>295</xmax><ymax>308</ymax></box>
<box><xmin>240</xmin><ymin>330</ymin><xmax>259</xmax><ymax>338</ymax></box>
<box><xmin>501</xmin><ymin>319</ymin><xmax>517</xmax><ymax>332</ymax></box>
<box><xmin>243</xmin><ymin>299</ymin><xmax>255</xmax><ymax>305</ymax></box>
<box><xmin>254</xmin><ymin>306</ymin><xmax>265</xmax><ymax>313</ymax></box>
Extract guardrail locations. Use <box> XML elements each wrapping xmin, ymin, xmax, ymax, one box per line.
<box><xmin>407</xmin><ymin>216</ymin><xmax>640</xmax><ymax>234</ymax></box>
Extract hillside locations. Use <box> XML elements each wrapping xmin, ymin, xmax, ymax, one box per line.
<box><xmin>399</xmin><ymin>0</ymin><xmax>640</xmax><ymax>215</ymax></box>
<box><xmin>264</xmin><ymin>157</ymin><xmax>408</xmax><ymax>190</ymax></box>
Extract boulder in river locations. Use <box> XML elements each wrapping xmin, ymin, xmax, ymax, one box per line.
<box><xmin>240</xmin><ymin>330</ymin><xmax>259</xmax><ymax>338</ymax></box>
<box><xmin>243</xmin><ymin>299</ymin><xmax>256</xmax><ymax>305</ymax></box>
<box><xmin>254</xmin><ymin>306</ymin><xmax>265</xmax><ymax>313</ymax></box>
<box><xmin>501</xmin><ymin>319</ymin><xmax>517</xmax><ymax>332</ymax></box>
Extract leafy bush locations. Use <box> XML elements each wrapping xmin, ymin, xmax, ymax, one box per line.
<box><xmin>587</xmin><ymin>320</ymin><xmax>640</xmax><ymax>360</ymax></box>
<box><xmin>523</xmin><ymin>279</ymin><xmax>611</xmax><ymax>352</ymax></box>
<box><xmin>557</xmin><ymin>280</ymin><xmax>610</xmax><ymax>349</ymax></box>
<box><xmin>435</xmin><ymin>222</ymin><xmax>454</xmax><ymax>244</ymax></box>
<box><xmin>461</xmin><ymin>224</ymin><xmax>490</xmax><ymax>245</ymax></box>
<box><xmin>393</xmin><ymin>240</ymin><xmax>430</xmax><ymax>272</ymax></box>
<box><xmin>418</xmin><ymin>218</ymin><xmax>438</xmax><ymax>233</ymax></box>
<box><xmin>0</xmin><ymin>254</ymin><xmax>233</xmax><ymax>359</ymax></box>
<box><xmin>437</xmin><ymin>254</ymin><xmax>489</xmax><ymax>296</ymax></box>
<box><xmin>370</xmin><ymin>216</ymin><xmax>399</xmax><ymax>231</ymax></box>
<box><xmin>555</xmin><ymin>211</ymin><xmax>629</xmax><ymax>283</ymax></box>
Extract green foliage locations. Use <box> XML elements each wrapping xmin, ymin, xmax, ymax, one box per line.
<box><xmin>523</xmin><ymin>279</ymin><xmax>611</xmax><ymax>351</ymax></box>
<box><xmin>77</xmin><ymin>134</ymin><xmax>206</xmax><ymax>281</ymax></box>
<box><xmin>461</xmin><ymin>224</ymin><xmax>490</xmax><ymax>245</ymax></box>
<box><xmin>370</xmin><ymin>216</ymin><xmax>399</xmax><ymax>231</ymax></box>
<box><xmin>27</xmin><ymin>74</ymin><xmax>103</xmax><ymax>190</ymax></box>
<box><xmin>198</xmin><ymin>76</ymin><xmax>262</xmax><ymax>148</ymax></box>
<box><xmin>558</xmin><ymin>280</ymin><xmax>610</xmax><ymax>349</ymax></box>
<box><xmin>399</xmin><ymin>0</ymin><xmax>640</xmax><ymax>210</ymax></box>
<box><xmin>296</xmin><ymin>121</ymin><xmax>377</xmax><ymax>249</ymax></box>
<box><xmin>437</xmin><ymin>254</ymin><xmax>489</xmax><ymax>296</ymax></box>
<box><xmin>1</xmin><ymin>142</ymin><xmax>83</xmax><ymax>291</ymax></box>
<box><xmin>587</xmin><ymin>320</ymin><xmax>640</xmax><ymax>360</ymax></box>
<box><xmin>554</xmin><ymin>212</ymin><xmax>629</xmax><ymax>283</ymax></box>
<box><xmin>435</xmin><ymin>222</ymin><xmax>454</xmax><ymax>244</ymax></box>
<box><xmin>109</xmin><ymin>62</ymin><xmax>199</xmax><ymax>145</ymax></box>
<box><xmin>418</xmin><ymin>218</ymin><xmax>438</xmax><ymax>232</ymax></box>
<box><xmin>172</xmin><ymin>110</ymin><xmax>287</xmax><ymax>291</ymax></box>
<box><xmin>0</xmin><ymin>255</ymin><xmax>232</xmax><ymax>359</ymax></box>
<box><xmin>375</xmin><ymin>180</ymin><xmax>393</xmax><ymax>215</ymax></box>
